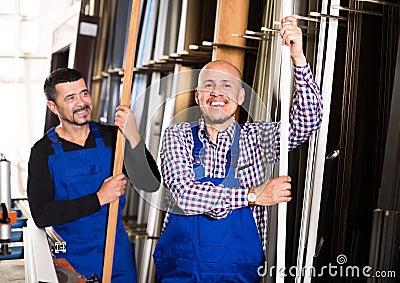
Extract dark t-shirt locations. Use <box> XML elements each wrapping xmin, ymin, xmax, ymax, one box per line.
<box><xmin>27</xmin><ymin>122</ymin><xmax>160</xmax><ymax>228</ymax></box>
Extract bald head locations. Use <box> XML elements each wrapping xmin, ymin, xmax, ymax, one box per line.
<box><xmin>198</xmin><ymin>60</ymin><xmax>242</xmax><ymax>88</ymax></box>
<box><xmin>202</xmin><ymin>60</ymin><xmax>242</xmax><ymax>77</ymax></box>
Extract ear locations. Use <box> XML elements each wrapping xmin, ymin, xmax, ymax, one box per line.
<box><xmin>47</xmin><ymin>101</ymin><xmax>59</xmax><ymax>116</ymax></box>
<box><xmin>237</xmin><ymin>88</ymin><xmax>245</xmax><ymax>106</ymax></box>
<box><xmin>194</xmin><ymin>89</ymin><xmax>200</xmax><ymax>105</ymax></box>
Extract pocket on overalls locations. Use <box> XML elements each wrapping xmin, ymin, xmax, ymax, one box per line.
<box><xmin>155</xmin><ymin>214</ymin><xmax>195</xmax><ymax>260</ymax></box>
<box><xmin>196</xmin><ymin>215</ymin><xmax>232</xmax><ymax>263</ymax></box>
<box><xmin>65</xmin><ymin>165</ymin><xmax>102</xmax><ymax>198</ymax></box>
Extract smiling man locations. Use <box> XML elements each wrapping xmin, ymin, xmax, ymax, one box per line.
<box><xmin>196</xmin><ymin>61</ymin><xmax>245</xmax><ymax>135</ymax></box>
<box><xmin>27</xmin><ymin>68</ymin><xmax>160</xmax><ymax>282</ymax></box>
<box><xmin>153</xmin><ymin>16</ymin><xmax>323</xmax><ymax>282</ymax></box>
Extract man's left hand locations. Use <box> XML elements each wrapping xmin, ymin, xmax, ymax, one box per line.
<box><xmin>280</xmin><ymin>16</ymin><xmax>307</xmax><ymax>66</ymax></box>
<box><xmin>114</xmin><ymin>105</ymin><xmax>141</xmax><ymax>149</ymax></box>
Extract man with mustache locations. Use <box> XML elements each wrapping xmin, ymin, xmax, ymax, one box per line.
<box><xmin>153</xmin><ymin>16</ymin><xmax>323</xmax><ymax>282</ymax></box>
<box><xmin>27</xmin><ymin>68</ymin><xmax>160</xmax><ymax>282</ymax></box>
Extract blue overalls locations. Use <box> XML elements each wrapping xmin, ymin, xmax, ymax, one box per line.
<box><xmin>47</xmin><ymin>122</ymin><xmax>136</xmax><ymax>282</ymax></box>
<box><xmin>154</xmin><ymin>124</ymin><xmax>264</xmax><ymax>282</ymax></box>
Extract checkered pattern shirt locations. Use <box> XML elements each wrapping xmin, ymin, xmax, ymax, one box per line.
<box><xmin>160</xmin><ymin>64</ymin><xmax>322</xmax><ymax>250</ymax></box>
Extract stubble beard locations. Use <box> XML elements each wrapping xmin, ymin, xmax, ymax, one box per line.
<box><xmin>62</xmin><ymin>105</ymin><xmax>92</xmax><ymax>126</ymax></box>
<box><xmin>202</xmin><ymin>106</ymin><xmax>234</xmax><ymax>126</ymax></box>
<box><xmin>73</xmin><ymin>109</ymin><xmax>92</xmax><ymax>126</ymax></box>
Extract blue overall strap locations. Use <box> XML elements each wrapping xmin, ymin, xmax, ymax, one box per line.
<box><xmin>190</xmin><ymin>122</ymin><xmax>205</xmax><ymax>179</ymax></box>
<box><xmin>88</xmin><ymin>121</ymin><xmax>106</xmax><ymax>148</ymax></box>
<box><xmin>225</xmin><ymin>124</ymin><xmax>240</xmax><ymax>173</ymax></box>
<box><xmin>190</xmin><ymin>122</ymin><xmax>241</xmax><ymax>180</ymax></box>
<box><xmin>47</xmin><ymin>127</ymin><xmax>63</xmax><ymax>154</ymax></box>
<box><xmin>47</xmin><ymin>122</ymin><xmax>106</xmax><ymax>153</ymax></box>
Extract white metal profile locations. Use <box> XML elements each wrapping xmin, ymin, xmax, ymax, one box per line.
<box><xmin>276</xmin><ymin>0</ymin><xmax>293</xmax><ymax>281</ymax></box>
<box><xmin>300</xmin><ymin>1</ymin><xmax>341</xmax><ymax>282</ymax></box>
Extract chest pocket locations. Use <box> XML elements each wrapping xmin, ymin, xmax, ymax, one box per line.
<box><xmin>237</xmin><ymin>141</ymin><xmax>269</xmax><ymax>187</ymax></box>
<box><xmin>65</xmin><ymin>163</ymin><xmax>104</xmax><ymax>199</ymax></box>
<box><xmin>237</xmin><ymin>140</ymin><xmax>255</xmax><ymax>178</ymax></box>
<box><xmin>66</xmin><ymin>164</ymin><xmax>102</xmax><ymax>177</ymax></box>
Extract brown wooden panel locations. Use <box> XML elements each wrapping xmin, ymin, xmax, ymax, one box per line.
<box><xmin>212</xmin><ymin>0</ymin><xmax>250</xmax><ymax>72</ymax></box>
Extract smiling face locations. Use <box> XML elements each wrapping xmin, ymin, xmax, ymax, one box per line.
<box><xmin>195</xmin><ymin>61</ymin><xmax>245</xmax><ymax>129</ymax></box>
<box><xmin>47</xmin><ymin>78</ymin><xmax>93</xmax><ymax>127</ymax></box>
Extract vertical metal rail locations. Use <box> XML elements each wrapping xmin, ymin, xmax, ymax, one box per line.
<box><xmin>276</xmin><ymin>1</ymin><xmax>293</xmax><ymax>282</ymax></box>
<box><xmin>295</xmin><ymin>0</ymin><xmax>328</xmax><ymax>281</ymax></box>
<box><xmin>303</xmin><ymin>2</ymin><xmax>341</xmax><ymax>282</ymax></box>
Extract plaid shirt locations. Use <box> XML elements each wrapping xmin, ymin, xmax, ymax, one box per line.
<box><xmin>160</xmin><ymin>64</ymin><xmax>322</xmax><ymax>250</ymax></box>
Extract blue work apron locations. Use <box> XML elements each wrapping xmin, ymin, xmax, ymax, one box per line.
<box><xmin>47</xmin><ymin>122</ymin><xmax>136</xmax><ymax>282</ymax></box>
<box><xmin>153</xmin><ymin>124</ymin><xmax>264</xmax><ymax>282</ymax></box>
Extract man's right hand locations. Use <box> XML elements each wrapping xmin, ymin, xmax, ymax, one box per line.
<box><xmin>96</xmin><ymin>173</ymin><xmax>127</xmax><ymax>206</ymax></box>
<box><xmin>254</xmin><ymin>176</ymin><xmax>292</xmax><ymax>206</ymax></box>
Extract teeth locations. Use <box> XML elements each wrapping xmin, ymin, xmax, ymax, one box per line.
<box><xmin>74</xmin><ymin>108</ymin><xmax>87</xmax><ymax>115</ymax></box>
<box><xmin>211</xmin><ymin>101</ymin><xmax>225</xmax><ymax>106</ymax></box>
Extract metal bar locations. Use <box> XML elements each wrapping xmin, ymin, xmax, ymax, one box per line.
<box><xmin>261</xmin><ymin>26</ymin><xmax>281</xmax><ymax>33</ymax></box>
<box><xmin>276</xmin><ymin>0</ymin><xmax>293</xmax><ymax>281</ymax></box>
<box><xmin>331</xmin><ymin>5</ymin><xmax>383</xmax><ymax>16</ymax></box>
<box><xmin>357</xmin><ymin>0</ymin><xmax>400</xmax><ymax>7</ymax></box>
<box><xmin>232</xmin><ymin>33</ymin><xmax>267</xmax><ymax>41</ymax></box>
<box><xmin>309</xmin><ymin>11</ymin><xmax>347</xmax><ymax>20</ymax></box>
<box><xmin>293</xmin><ymin>14</ymin><xmax>321</xmax><ymax>22</ymax></box>
<box><xmin>202</xmin><ymin>40</ymin><xmax>258</xmax><ymax>50</ymax></box>
<box><xmin>295</xmin><ymin>0</ymin><xmax>330</xmax><ymax>279</ymax></box>
<box><xmin>188</xmin><ymin>44</ymin><xmax>213</xmax><ymax>52</ymax></box>
<box><xmin>246</xmin><ymin>30</ymin><xmax>271</xmax><ymax>36</ymax></box>
<box><xmin>45</xmin><ymin>227</ymin><xmax>66</xmax><ymax>254</ymax></box>
<box><xmin>272</xmin><ymin>21</ymin><xmax>320</xmax><ymax>31</ymax></box>
<box><xmin>304</xmin><ymin>1</ymin><xmax>341</xmax><ymax>281</ymax></box>
<box><xmin>262</xmin><ymin>25</ymin><xmax>318</xmax><ymax>35</ymax></box>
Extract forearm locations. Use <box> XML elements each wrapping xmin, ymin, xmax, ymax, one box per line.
<box><xmin>28</xmin><ymin>190</ymin><xmax>100</xmax><ymax>228</ymax></box>
<box><xmin>292</xmin><ymin>54</ymin><xmax>307</xmax><ymax>67</ymax></box>
<box><xmin>164</xmin><ymin>177</ymin><xmax>247</xmax><ymax>218</ymax></box>
<box><xmin>288</xmin><ymin>64</ymin><xmax>323</xmax><ymax>148</ymax></box>
<box><xmin>124</xmin><ymin>140</ymin><xmax>161</xmax><ymax>192</ymax></box>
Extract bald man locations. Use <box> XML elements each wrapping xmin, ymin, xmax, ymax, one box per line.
<box><xmin>153</xmin><ymin>16</ymin><xmax>323</xmax><ymax>282</ymax></box>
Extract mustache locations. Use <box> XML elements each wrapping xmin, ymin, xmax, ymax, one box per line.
<box><xmin>73</xmin><ymin>105</ymin><xmax>91</xmax><ymax>114</ymax></box>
